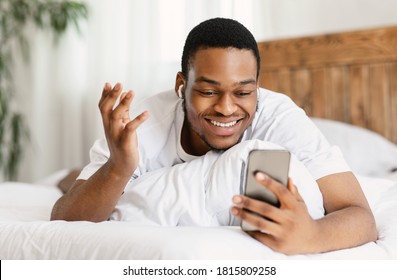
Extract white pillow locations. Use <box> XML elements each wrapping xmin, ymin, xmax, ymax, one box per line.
<box><xmin>311</xmin><ymin>118</ymin><xmax>397</xmax><ymax>177</ymax></box>
<box><xmin>113</xmin><ymin>140</ymin><xmax>325</xmax><ymax>225</ymax></box>
<box><xmin>0</xmin><ymin>182</ymin><xmax>62</xmax><ymax>221</ymax></box>
<box><xmin>34</xmin><ymin>168</ymin><xmax>72</xmax><ymax>186</ymax></box>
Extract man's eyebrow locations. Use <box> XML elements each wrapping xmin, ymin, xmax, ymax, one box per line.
<box><xmin>195</xmin><ymin>76</ymin><xmax>221</xmax><ymax>85</ymax></box>
<box><xmin>194</xmin><ymin>77</ymin><xmax>256</xmax><ymax>86</ymax></box>
<box><xmin>234</xmin><ymin>79</ymin><xmax>257</xmax><ymax>86</ymax></box>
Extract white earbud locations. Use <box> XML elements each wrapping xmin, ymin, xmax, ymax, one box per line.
<box><xmin>178</xmin><ymin>85</ymin><xmax>184</xmax><ymax>98</ymax></box>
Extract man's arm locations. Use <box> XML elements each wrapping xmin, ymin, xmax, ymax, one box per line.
<box><xmin>57</xmin><ymin>169</ymin><xmax>82</xmax><ymax>194</ymax></box>
<box><xmin>51</xmin><ymin>83</ymin><xmax>149</xmax><ymax>222</ymax></box>
<box><xmin>231</xmin><ymin>171</ymin><xmax>377</xmax><ymax>255</ymax></box>
<box><xmin>51</xmin><ymin>163</ymin><xmax>132</xmax><ymax>222</ymax></box>
<box><xmin>313</xmin><ymin>172</ymin><xmax>377</xmax><ymax>251</ymax></box>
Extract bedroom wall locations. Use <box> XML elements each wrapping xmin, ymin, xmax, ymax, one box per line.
<box><xmin>259</xmin><ymin>0</ymin><xmax>397</xmax><ymax>41</ymax></box>
<box><xmin>10</xmin><ymin>0</ymin><xmax>397</xmax><ymax>183</ymax></box>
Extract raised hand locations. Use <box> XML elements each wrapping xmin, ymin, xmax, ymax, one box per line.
<box><xmin>98</xmin><ymin>82</ymin><xmax>149</xmax><ymax>178</ymax></box>
<box><xmin>50</xmin><ymin>83</ymin><xmax>149</xmax><ymax>222</ymax></box>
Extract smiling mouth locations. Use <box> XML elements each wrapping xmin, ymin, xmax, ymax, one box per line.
<box><xmin>210</xmin><ymin>120</ymin><xmax>238</xmax><ymax>128</ymax></box>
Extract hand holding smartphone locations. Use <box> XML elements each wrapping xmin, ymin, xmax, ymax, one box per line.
<box><xmin>241</xmin><ymin>149</ymin><xmax>291</xmax><ymax>231</ymax></box>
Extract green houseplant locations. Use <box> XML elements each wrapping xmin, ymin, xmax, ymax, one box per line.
<box><xmin>0</xmin><ymin>0</ymin><xmax>88</xmax><ymax>180</ymax></box>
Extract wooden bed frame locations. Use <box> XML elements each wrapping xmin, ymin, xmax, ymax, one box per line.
<box><xmin>257</xmin><ymin>25</ymin><xmax>397</xmax><ymax>144</ymax></box>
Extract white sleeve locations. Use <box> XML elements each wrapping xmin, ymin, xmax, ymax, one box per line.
<box><xmin>77</xmin><ymin>138</ymin><xmax>109</xmax><ymax>180</ymax></box>
<box><xmin>275</xmin><ymin>111</ymin><xmax>351</xmax><ymax>180</ymax></box>
<box><xmin>78</xmin><ymin>138</ymin><xmax>143</xmax><ymax>181</ymax></box>
<box><xmin>256</xmin><ymin>92</ymin><xmax>351</xmax><ymax>180</ymax></box>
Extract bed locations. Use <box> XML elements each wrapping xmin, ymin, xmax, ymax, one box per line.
<box><xmin>1</xmin><ymin>26</ymin><xmax>397</xmax><ymax>260</ymax></box>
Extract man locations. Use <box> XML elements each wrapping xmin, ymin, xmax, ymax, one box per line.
<box><xmin>51</xmin><ymin>18</ymin><xmax>377</xmax><ymax>255</ymax></box>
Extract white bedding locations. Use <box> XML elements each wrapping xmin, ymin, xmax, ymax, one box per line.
<box><xmin>1</xmin><ymin>118</ymin><xmax>397</xmax><ymax>259</ymax></box>
<box><xmin>0</xmin><ymin>175</ymin><xmax>396</xmax><ymax>259</ymax></box>
<box><xmin>112</xmin><ymin>140</ymin><xmax>324</xmax><ymax>226</ymax></box>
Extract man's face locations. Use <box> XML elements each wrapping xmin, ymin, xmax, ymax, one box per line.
<box><xmin>180</xmin><ymin>47</ymin><xmax>258</xmax><ymax>156</ymax></box>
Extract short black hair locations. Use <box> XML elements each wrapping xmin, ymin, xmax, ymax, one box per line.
<box><xmin>181</xmin><ymin>17</ymin><xmax>260</xmax><ymax>79</ymax></box>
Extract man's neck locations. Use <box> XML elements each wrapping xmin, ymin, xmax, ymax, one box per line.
<box><xmin>180</xmin><ymin>120</ymin><xmax>210</xmax><ymax>156</ymax></box>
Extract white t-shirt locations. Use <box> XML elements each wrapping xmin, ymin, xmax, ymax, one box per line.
<box><xmin>78</xmin><ymin>88</ymin><xmax>350</xmax><ymax>181</ymax></box>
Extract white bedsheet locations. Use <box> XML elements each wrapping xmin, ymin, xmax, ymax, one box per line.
<box><xmin>0</xmin><ymin>175</ymin><xmax>396</xmax><ymax>259</ymax></box>
<box><xmin>1</xmin><ymin>159</ymin><xmax>397</xmax><ymax>259</ymax></box>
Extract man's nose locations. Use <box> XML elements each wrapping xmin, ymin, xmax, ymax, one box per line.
<box><xmin>213</xmin><ymin>93</ymin><xmax>237</xmax><ymax>116</ymax></box>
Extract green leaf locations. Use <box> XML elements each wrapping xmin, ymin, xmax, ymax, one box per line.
<box><xmin>0</xmin><ymin>0</ymin><xmax>88</xmax><ymax>180</ymax></box>
<box><xmin>11</xmin><ymin>0</ymin><xmax>31</xmax><ymax>24</ymax></box>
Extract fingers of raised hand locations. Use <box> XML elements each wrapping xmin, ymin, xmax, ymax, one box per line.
<box><xmin>99</xmin><ymin>82</ymin><xmax>122</xmax><ymax>111</ymax></box>
<box><xmin>120</xmin><ymin>111</ymin><xmax>149</xmax><ymax>143</ymax></box>
<box><xmin>98</xmin><ymin>82</ymin><xmax>141</xmax><ymax>139</ymax></box>
<box><xmin>99</xmin><ymin>83</ymin><xmax>124</xmax><ymax>127</ymax></box>
<box><xmin>110</xmin><ymin>90</ymin><xmax>133</xmax><ymax>125</ymax></box>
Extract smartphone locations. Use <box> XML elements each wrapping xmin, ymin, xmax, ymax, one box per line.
<box><xmin>241</xmin><ymin>149</ymin><xmax>291</xmax><ymax>231</ymax></box>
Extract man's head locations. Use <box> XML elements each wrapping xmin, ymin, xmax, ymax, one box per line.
<box><xmin>175</xmin><ymin>18</ymin><xmax>260</xmax><ymax>156</ymax></box>
<box><xmin>180</xmin><ymin>17</ymin><xmax>260</xmax><ymax>79</ymax></box>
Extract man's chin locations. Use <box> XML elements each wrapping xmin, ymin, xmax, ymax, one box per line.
<box><xmin>205</xmin><ymin>138</ymin><xmax>242</xmax><ymax>152</ymax></box>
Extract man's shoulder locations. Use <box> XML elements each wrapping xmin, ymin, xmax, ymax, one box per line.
<box><xmin>131</xmin><ymin>89</ymin><xmax>180</xmax><ymax>118</ymax></box>
<box><xmin>256</xmin><ymin>87</ymin><xmax>301</xmax><ymax>117</ymax></box>
<box><xmin>133</xmin><ymin>89</ymin><xmax>182</xmax><ymax>138</ymax></box>
<box><xmin>257</xmin><ymin>88</ymin><xmax>295</xmax><ymax>105</ymax></box>
<box><xmin>245</xmin><ymin>88</ymin><xmax>308</xmax><ymax>139</ymax></box>
<box><xmin>134</xmin><ymin>89</ymin><xmax>177</xmax><ymax>109</ymax></box>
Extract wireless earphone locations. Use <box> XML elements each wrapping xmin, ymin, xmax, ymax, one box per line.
<box><xmin>178</xmin><ymin>85</ymin><xmax>184</xmax><ymax>98</ymax></box>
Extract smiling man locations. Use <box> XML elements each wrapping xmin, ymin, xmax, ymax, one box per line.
<box><xmin>177</xmin><ymin>47</ymin><xmax>258</xmax><ymax>155</ymax></box>
<box><xmin>51</xmin><ymin>18</ymin><xmax>377</xmax><ymax>255</ymax></box>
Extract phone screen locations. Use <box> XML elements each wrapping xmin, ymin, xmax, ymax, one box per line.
<box><xmin>241</xmin><ymin>149</ymin><xmax>290</xmax><ymax>231</ymax></box>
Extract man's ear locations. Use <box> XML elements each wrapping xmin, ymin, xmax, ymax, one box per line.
<box><xmin>175</xmin><ymin>72</ymin><xmax>185</xmax><ymax>99</ymax></box>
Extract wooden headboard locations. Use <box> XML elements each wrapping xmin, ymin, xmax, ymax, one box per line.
<box><xmin>257</xmin><ymin>26</ymin><xmax>397</xmax><ymax>144</ymax></box>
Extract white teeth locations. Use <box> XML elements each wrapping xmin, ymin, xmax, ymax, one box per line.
<box><xmin>210</xmin><ymin>120</ymin><xmax>237</xmax><ymax>128</ymax></box>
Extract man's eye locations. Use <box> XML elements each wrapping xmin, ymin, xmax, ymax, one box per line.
<box><xmin>236</xmin><ymin>90</ymin><xmax>254</xmax><ymax>96</ymax></box>
<box><xmin>199</xmin><ymin>90</ymin><xmax>216</xmax><ymax>96</ymax></box>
